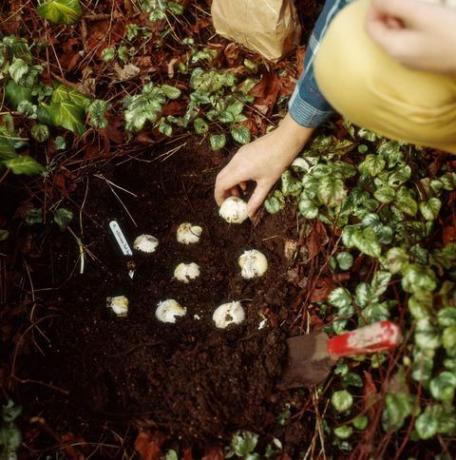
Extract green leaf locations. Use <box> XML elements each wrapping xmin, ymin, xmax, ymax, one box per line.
<box><xmin>385</xmin><ymin>247</ymin><xmax>409</xmax><ymax>274</ymax></box>
<box><xmin>401</xmin><ymin>264</ymin><xmax>437</xmax><ymax>294</ymax></box>
<box><xmin>5</xmin><ymin>80</ymin><xmax>33</xmax><ymax>109</ymax></box>
<box><xmin>42</xmin><ymin>101</ymin><xmax>86</xmax><ymax>135</ymax></box>
<box><xmin>87</xmin><ymin>99</ymin><xmax>110</xmax><ymax>129</ymax></box>
<box><xmin>438</xmin><ymin>308</ymin><xmax>456</xmax><ymax>327</ymax></box>
<box><xmin>408</xmin><ymin>295</ymin><xmax>432</xmax><ymax>320</ymax></box>
<box><xmin>336</xmin><ymin>252</ymin><xmax>354</xmax><ymax>271</ymax></box>
<box><xmin>231</xmin><ymin>125</ymin><xmax>251</xmax><ymax>145</ymax></box>
<box><xmin>419</xmin><ymin>197</ymin><xmax>442</xmax><ymax>221</ymax></box>
<box><xmin>25</xmin><ymin>208</ymin><xmax>43</xmax><ymax>225</ymax></box>
<box><xmin>328</xmin><ymin>287</ymin><xmax>352</xmax><ymax>308</ymax></box>
<box><xmin>415</xmin><ymin>318</ymin><xmax>440</xmax><ymax>350</ymax></box>
<box><xmin>374</xmin><ymin>184</ymin><xmax>395</xmax><ymax>204</ymax></box>
<box><xmin>415</xmin><ymin>406</ymin><xmax>439</xmax><ymax>440</ymax></box>
<box><xmin>281</xmin><ymin>171</ymin><xmax>302</xmax><ymax>197</ymax></box>
<box><xmin>37</xmin><ymin>0</ymin><xmax>82</xmax><ymax>24</ymax></box>
<box><xmin>395</xmin><ymin>187</ymin><xmax>417</xmax><ymax>217</ymax></box>
<box><xmin>193</xmin><ymin>117</ymin><xmax>209</xmax><ymax>135</ymax></box>
<box><xmin>343</xmin><ymin>372</ymin><xmax>363</xmax><ymax>388</ymax></box>
<box><xmin>209</xmin><ymin>133</ymin><xmax>226</xmax><ymax>151</ymax></box>
<box><xmin>4</xmin><ymin>155</ymin><xmax>44</xmax><ymax>175</ymax></box>
<box><xmin>359</xmin><ymin>154</ymin><xmax>385</xmax><ymax>177</ymax></box>
<box><xmin>430</xmin><ymin>371</ymin><xmax>456</xmax><ymax>403</ymax></box>
<box><xmin>331</xmin><ymin>390</ymin><xmax>353</xmax><ymax>413</ymax></box>
<box><xmin>317</xmin><ymin>176</ymin><xmax>346</xmax><ymax>208</ymax></box>
<box><xmin>158</xmin><ymin>119</ymin><xmax>173</xmax><ymax>137</ymax></box>
<box><xmin>160</xmin><ymin>84</ymin><xmax>181</xmax><ymax>100</ymax></box>
<box><xmin>165</xmin><ymin>450</ymin><xmax>178</xmax><ymax>460</ymax></box>
<box><xmin>31</xmin><ymin>124</ymin><xmax>50</xmax><ymax>143</ymax></box>
<box><xmin>352</xmin><ymin>227</ymin><xmax>382</xmax><ymax>259</ymax></box>
<box><xmin>355</xmin><ymin>282</ymin><xmax>372</xmax><ymax>308</ymax></box>
<box><xmin>0</xmin><ymin>229</ymin><xmax>9</xmax><ymax>241</ymax></box>
<box><xmin>51</xmin><ymin>85</ymin><xmax>91</xmax><ymax>110</ymax></box>
<box><xmin>0</xmin><ymin>129</ymin><xmax>17</xmax><ymax>160</ymax></box>
<box><xmin>334</xmin><ymin>425</ymin><xmax>353</xmax><ymax>439</ymax></box>
<box><xmin>352</xmin><ymin>415</ymin><xmax>369</xmax><ymax>431</ymax></box>
<box><xmin>231</xmin><ymin>431</ymin><xmax>258</xmax><ymax>456</ymax></box>
<box><xmin>388</xmin><ymin>165</ymin><xmax>412</xmax><ymax>188</ymax></box>
<box><xmin>54</xmin><ymin>136</ymin><xmax>66</xmax><ymax>150</ymax></box>
<box><xmin>371</xmin><ymin>271</ymin><xmax>392</xmax><ymax>297</ymax></box>
<box><xmin>101</xmin><ymin>47</ymin><xmax>116</xmax><ymax>62</ymax></box>
<box><xmin>382</xmin><ymin>392</ymin><xmax>413</xmax><ymax>432</ymax></box>
<box><xmin>298</xmin><ymin>198</ymin><xmax>318</xmax><ymax>219</ymax></box>
<box><xmin>53</xmin><ymin>208</ymin><xmax>73</xmax><ymax>230</ymax></box>
<box><xmin>8</xmin><ymin>57</ymin><xmax>29</xmax><ymax>83</ymax></box>
<box><xmin>264</xmin><ymin>190</ymin><xmax>285</xmax><ymax>214</ymax></box>
<box><xmin>443</xmin><ymin>326</ymin><xmax>456</xmax><ymax>357</ymax></box>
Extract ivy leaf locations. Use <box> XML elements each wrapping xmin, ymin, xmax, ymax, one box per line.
<box><xmin>165</xmin><ymin>450</ymin><xmax>178</xmax><ymax>460</ymax></box>
<box><xmin>443</xmin><ymin>326</ymin><xmax>456</xmax><ymax>357</ymax></box>
<box><xmin>298</xmin><ymin>198</ymin><xmax>319</xmax><ymax>219</ymax></box>
<box><xmin>37</xmin><ymin>0</ymin><xmax>82</xmax><ymax>24</ymax></box>
<box><xmin>317</xmin><ymin>176</ymin><xmax>346</xmax><ymax>208</ymax></box>
<box><xmin>384</xmin><ymin>247</ymin><xmax>409</xmax><ymax>274</ymax></box>
<box><xmin>437</xmin><ymin>308</ymin><xmax>456</xmax><ymax>327</ymax></box>
<box><xmin>0</xmin><ymin>230</ymin><xmax>9</xmax><ymax>241</ymax></box>
<box><xmin>231</xmin><ymin>125</ymin><xmax>251</xmax><ymax>145</ymax></box>
<box><xmin>51</xmin><ymin>85</ymin><xmax>91</xmax><ymax>109</ymax></box>
<box><xmin>160</xmin><ymin>84</ymin><xmax>181</xmax><ymax>100</ymax></box>
<box><xmin>355</xmin><ymin>282</ymin><xmax>372</xmax><ymax>307</ymax></box>
<box><xmin>264</xmin><ymin>190</ymin><xmax>285</xmax><ymax>214</ymax></box>
<box><xmin>395</xmin><ymin>187</ymin><xmax>418</xmax><ymax>216</ymax></box>
<box><xmin>333</xmin><ymin>425</ymin><xmax>353</xmax><ymax>439</ymax></box>
<box><xmin>5</xmin><ymin>80</ymin><xmax>33</xmax><ymax>109</ymax></box>
<box><xmin>358</xmin><ymin>154</ymin><xmax>385</xmax><ymax>177</ymax></box>
<box><xmin>31</xmin><ymin>124</ymin><xmax>50</xmax><ymax>143</ymax></box>
<box><xmin>4</xmin><ymin>156</ymin><xmax>44</xmax><ymax>175</ymax></box>
<box><xmin>158</xmin><ymin>119</ymin><xmax>173</xmax><ymax>137</ymax></box>
<box><xmin>8</xmin><ymin>57</ymin><xmax>29</xmax><ymax>83</ymax></box>
<box><xmin>371</xmin><ymin>271</ymin><xmax>392</xmax><ymax>297</ymax></box>
<box><xmin>331</xmin><ymin>390</ymin><xmax>353</xmax><ymax>413</ymax></box>
<box><xmin>352</xmin><ymin>415</ymin><xmax>369</xmax><ymax>431</ymax></box>
<box><xmin>352</xmin><ymin>227</ymin><xmax>382</xmax><ymax>258</ymax></box>
<box><xmin>209</xmin><ymin>133</ymin><xmax>226</xmax><ymax>151</ymax></box>
<box><xmin>414</xmin><ymin>318</ymin><xmax>440</xmax><ymax>350</ymax></box>
<box><xmin>430</xmin><ymin>371</ymin><xmax>456</xmax><ymax>403</ymax></box>
<box><xmin>374</xmin><ymin>184</ymin><xmax>395</xmax><ymax>204</ymax></box>
<box><xmin>87</xmin><ymin>99</ymin><xmax>110</xmax><ymax>129</ymax></box>
<box><xmin>0</xmin><ymin>129</ymin><xmax>17</xmax><ymax>160</ymax></box>
<box><xmin>419</xmin><ymin>197</ymin><xmax>441</xmax><ymax>221</ymax></box>
<box><xmin>388</xmin><ymin>165</ymin><xmax>412</xmax><ymax>188</ymax></box>
<box><xmin>43</xmin><ymin>101</ymin><xmax>86</xmax><ymax>135</ymax></box>
<box><xmin>382</xmin><ymin>393</ymin><xmax>413</xmax><ymax>432</ymax></box>
<box><xmin>281</xmin><ymin>171</ymin><xmax>302</xmax><ymax>197</ymax></box>
<box><xmin>415</xmin><ymin>407</ymin><xmax>440</xmax><ymax>440</ymax></box>
<box><xmin>336</xmin><ymin>252</ymin><xmax>353</xmax><ymax>271</ymax></box>
<box><xmin>53</xmin><ymin>208</ymin><xmax>73</xmax><ymax>230</ymax></box>
<box><xmin>401</xmin><ymin>264</ymin><xmax>437</xmax><ymax>294</ymax></box>
<box><xmin>328</xmin><ymin>287</ymin><xmax>352</xmax><ymax>308</ymax></box>
<box><xmin>193</xmin><ymin>117</ymin><xmax>209</xmax><ymax>135</ymax></box>
<box><xmin>231</xmin><ymin>431</ymin><xmax>258</xmax><ymax>457</ymax></box>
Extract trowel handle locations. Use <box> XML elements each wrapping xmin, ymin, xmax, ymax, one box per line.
<box><xmin>327</xmin><ymin>321</ymin><xmax>402</xmax><ymax>357</ymax></box>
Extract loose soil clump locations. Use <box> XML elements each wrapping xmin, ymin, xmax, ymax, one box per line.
<box><xmin>19</xmin><ymin>142</ymin><xmax>302</xmax><ymax>446</ymax></box>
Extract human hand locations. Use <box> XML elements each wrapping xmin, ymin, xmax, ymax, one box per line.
<box><xmin>214</xmin><ymin>114</ymin><xmax>314</xmax><ymax>218</ymax></box>
<box><xmin>366</xmin><ymin>0</ymin><xmax>456</xmax><ymax>74</ymax></box>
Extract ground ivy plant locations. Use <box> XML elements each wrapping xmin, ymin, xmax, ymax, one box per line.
<box><xmin>266</xmin><ymin>125</ymin><xmax>456</xmax><ymax>448</ymax></box>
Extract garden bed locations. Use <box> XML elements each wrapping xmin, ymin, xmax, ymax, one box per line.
<box><xmin>15</xmin><ymin>141</ymin><xmax>309</xmax><ymax>455</ymax></box>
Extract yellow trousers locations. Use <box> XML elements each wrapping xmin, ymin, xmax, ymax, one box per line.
<box><xmin>314</xmin><ymin>0</ymin><xmax>456</xmax><ymax>154</ymax></box>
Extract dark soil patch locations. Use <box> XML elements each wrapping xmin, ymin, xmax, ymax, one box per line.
<box><xmin>16</xmin><ymin>140</ymin><xmax>304</xmax><ymax>451</ymax></box>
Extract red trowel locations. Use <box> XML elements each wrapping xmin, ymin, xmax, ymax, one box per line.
<box><xmin>280</xmin><ymin>320</ymin><xmax>402</xmax><ymax>389</ymax></box>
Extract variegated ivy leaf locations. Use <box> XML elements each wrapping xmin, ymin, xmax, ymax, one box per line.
<box><xmin>165</xmin><ymin>450</ymin><xmax>178</xmax><ymax>460</ymax></box>
<box><xmin>331</xmin><ymin>390</ymin><xmax>353</xmax><ymax>413</ymax></box>
<box><xmin>414</xmin><ymin>318</ymin><xmax>440</xmax><ymax>350</ymax></box>
<box><xmin>158</xmin><ymin>119</ymin><xmax>172</xmax><ymax>137</ymax></box>
<box><xmin>411</xmin><ymin>350</ymin><xmax>434</xmax><ymax>382</ymax></box>
<box><xmin>87</xmin><ymin>99</ymin><xmax>110</xmax><ymax>129</ymax></box>
<box><xmin>382</xmin><ymin>392</ymin><xmax>414</xmax><ymax>432</ymax></box>
<box><xmin>430</xmin><ymin>371</ymin><xmax>456</xmax><ymax>402</ymax></box>
<box><xmin>281</xmin><ymin>170</ymin><xmax>302</xmax><ymax>197</ymax></box>
<box><xmin>440</xmin><ymin>172</ymin><xmax>456</xmax><ymax>191</ymax></box>
<box><xmin>336</xmin><ymin>252</ymin><xmax>353</xmax><ymax>271</ymax></box>
<box><xmin>351</xmin><ymin>226</ymin><xmax>382</xmax><ymax>259</ymax></box>
<box><xmin>415</xmin><ymin>408</ymin><xmax>438</xmax><ymax>440</ymax></box>
<box><xmin>408</xmin><ymin>295</ymin><xmax>432</xmax><ymax>320</ymax></box>
<box><xmin>443</xmin><ymin>326</ymin><xmax>456</xmax><ymax>357</ymax></box>
<box><xmin>31</xmin><ymin>124</ymin><xmax>49</xmax><ymax>143</ymax></box>
<box><xmin>377</xmin><ymin>140</ymin><xmax>403</xmax><ymax>168</ymax></box>
<box><xmin>444</xmin><ymin>358</ymin><xmax>456</xmax><ymax>371</ymax></box>
<box><xmin>231</xmin><ymin>431</ymin><xmax>258</xmax><ymax>457</ymax></box>
<box><xmin>231</xmin><ymin>125</ymin><xmax>251</xmax><ymax>145</ymax></box>
<box><xmin>264</xmin><ymin>190</ymin><xmax>285</xmax><ymax>214</ymax></box>
<box><xmin>401</xmin><ymin>264</ymin><xmax>437</xmax><ymax>294</ymax></box>
<box><xmin>384</xmin><ymin>247</ymin><xmax>409</xmax><ymax>274</ymax></box>
<box><xmin>160</xmin><ymin>84</ymin><xmax>181</xmax><ymax>100</ymax></box>
<box><xmin>388</xmin><ymin>165</ymin><xmax>412</xmax><ymax>188</ymax></box>
<box><xmin>209</xmin><ymin>133</ymin><xmax>226</xmax><ymax>151</ymax></box>
<box><xmin>358</xmin><ymin>154</ymin><xmax>385</xmax><ymax>177</ymax></box>
<box><xmin>371</xmin><ymin>271</ymin><xmax>392</xmax><ymax>297</ymax></box>
<box><xmin>395</xmin><ymin>187</ymin><xmax>418</xmax><ymax>216</ymax></box>
<box><xmin>8</xmin><ymin>57</ymin><xmax>28</xmax><ymax>83</ymax></box>
<box><xmin>415</xmin><ymin>405</ymin><xmax>456</xmax><ymax>439</ymax></box>
<box><xmin>333</xmin><ymin>425</ymin><xmax>353</xmax><ymax>439</ymax></box>
<box><xmin>317</xmin><ymin>176</ymin><xmax>346</xmax><ymax>208</ymax></box>
<box><xmin>193</xmin><ymin>117</ymin><xmax>209</xmax><ymax>135</ymax></box>
<box><xmin>38</xmin><ymin>0</ymin><xmax>82</xmax><ymax>24</ymax></box>
<box><xmin>419</xmin><ymin>197</ymin><xmax>442</xmax><ymax>221</ymax></box>
<box><xmin>430</xmin><ymin>243</ymin><xmax>456</xmax><ymax>270</ymax></box>
<box><xmin>5</xmin><ymin>155</ymin><xmax>44</xmax><ymax>175</ymax></box>
<box><xmin>363</xmin><ymin>301</ymin><xmax>391</xmax><ymax>323</ymax></box>
<box><xmin>355</xmin><ymin>283</ymin><xmax>372</xmax><ymax>308</ymax></box>
<box><xmin>328</xmin><ymin>287</ymin><xmax>352</xmax><ymax>308</ymax></box>
<box><xmin>437</xmin><ymin>308</ymin><xmax>456</xmax><ymax>327</ymax></box>
<box><xmin>298</xmin><ymin>198</ymin><xmax>319</xmax><ymax>219</ymax></box>
<box><xmin>374</xmin><ymin>184</ymin><xmax>396</xmax><ymax>204</ymax></box>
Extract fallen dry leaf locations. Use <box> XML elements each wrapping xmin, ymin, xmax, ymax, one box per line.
<box><xmin>134</xmin><ymin>432</ymin><xmax>165</xmax><ymax>460</ymax></box>
<box><xmin>202</xmin><ymin>447</ymin><xmax>225</xmax><ymax>460</ymax></box>
<box><xmin>114</xmin><ymin>63</ymin><xmax>141</xmax><ymax>81</ymax></box>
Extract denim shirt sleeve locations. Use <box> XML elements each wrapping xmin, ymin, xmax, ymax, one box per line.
<box><xmin>288</xmin><ymin>0</ymin><xmax>351</xmax><ymax>128</ymax></box>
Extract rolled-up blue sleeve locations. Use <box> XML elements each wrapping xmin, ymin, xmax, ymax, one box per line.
<box><xmin>289</xmin><ymin>0</ymin><xmax>351</xmax><ymax>127</ymax></box>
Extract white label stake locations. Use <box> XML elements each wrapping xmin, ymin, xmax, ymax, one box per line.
<box><xmin>109</xmin><ymin>220</ymin><xmax>135</xmax><ymax>278</ymax></box>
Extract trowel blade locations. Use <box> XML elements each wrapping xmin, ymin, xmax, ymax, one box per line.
<box><xmin>279</xmin><ymin>332</ymin><xmax>336</xmax><ymax>390</ymax></box>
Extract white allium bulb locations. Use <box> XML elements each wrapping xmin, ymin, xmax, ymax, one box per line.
<box><xmin>134</xmin><ymin>234</ymin><xmax>159</xmax><ymax>253</ymax></box>
<box><xmin>176</xmin><ymin>223</ymin><xmax>203</xmax><ymax>245</ymax></box>
<box><xmin>238</xmin><ymin>249</ymin><xmax>268</xmax><ymax>279</ymax></box>
<box><xmin>219</xmin><ymin>196</ymin><xmax>249</xmax><ymax>224</ymax></box>
<box><xmin>174</xmin><ymin>262</ymin><xmax>201</xmax><ymax>284</ymax></box>
<box><xmin>107</xmin><ymin>295</ymin><xmax>129</xmax><ymax>317</ymax></box>
<box><xmin>212</xmin><ymin>301</ymin><xmax>245</xmax><ymax>329</ymax></box>
<box><xmin>155</xmin><ymin>299</ymin><xmax>187</xmax><ymax>323</ymax></box>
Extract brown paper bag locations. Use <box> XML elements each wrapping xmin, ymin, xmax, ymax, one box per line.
<box><xmin>211</xmin><ymin>0</ymin><xmax>302</xmax><ymax>61</ymax></box>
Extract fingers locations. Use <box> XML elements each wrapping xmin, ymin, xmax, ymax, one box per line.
<box><xmin>247</xmin><ymin>181</ymin><xmax>273</xmax><ymax>218</ymax></box>
<box><xmin>370</xmin><ymin>0</ymin><xmax>427</xmax><ymax>26</ymax></box>
<box><xmin>214</xmin><ymin>165</ymin><xmax>247</xmax><ymax>206</ymax></box>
